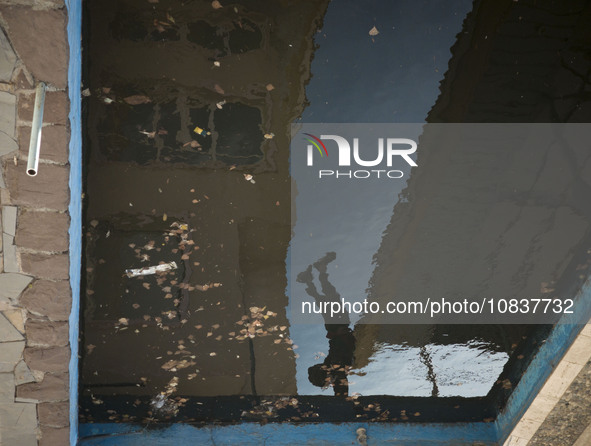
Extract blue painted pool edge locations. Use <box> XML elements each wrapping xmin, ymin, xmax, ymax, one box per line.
<box><xmin>78</xmin><ymin>421</ymin><xmax>498</xmax><ymax>445</ymax></box>
<box><xmin>495</xmin><ymin>279</ymin><xmax>591</xmax><ymax>444</ymax></box>
<box><xmin>66</xmin><ymin>0</ymin><xmax>82</xmax><ymax>445</ymax></box>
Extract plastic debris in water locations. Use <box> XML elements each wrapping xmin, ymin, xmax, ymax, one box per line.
<box><xmin>125</xmin><ymin>261</ymin><xmax>178</xmax><ymax>278</ymax></box>
<box><xmin>216</xmin><ymin>100</ymin><xmax>226</xmax><ymax>109</ymax></box>
<box><xmin>193</xmin><ymin>126</ymin><xmax>211</xmax><ymax>136</ymax></box>
<box><xmin>244</xmin><ymin>174</ymin><xmax>256</xmax><ymax>184</ymax></box>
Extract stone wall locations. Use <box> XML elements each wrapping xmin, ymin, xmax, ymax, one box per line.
<box><xmin>0</xmin><ymin>1</ymin><xmax>70</xmax><ymax>445</ymax></box>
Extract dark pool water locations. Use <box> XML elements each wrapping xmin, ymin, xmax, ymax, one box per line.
<box><xmin>80</xmin><ymin>0</ymin><xmax>591</xmax><ymax>425</ymax></box>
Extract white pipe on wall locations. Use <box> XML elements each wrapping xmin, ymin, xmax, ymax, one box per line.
<box><xmin>26</xmin><ymin>82</ymin><xmax>46</xmax><ymax>176</ymax></box>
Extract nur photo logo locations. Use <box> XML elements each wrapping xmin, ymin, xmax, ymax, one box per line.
<box><xmin>303</xmin><ymin>133</ymin><xmax>418</xmax><ymax>179</ymax></box>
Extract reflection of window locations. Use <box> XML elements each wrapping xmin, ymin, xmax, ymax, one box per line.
<box><xmin>94</xmin><ymin>97</ymin><xmax>264</xmax><ymax>166</ymax></box>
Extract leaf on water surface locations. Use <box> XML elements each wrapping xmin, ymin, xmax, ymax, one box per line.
<box><xmin>266</xmin><ymin>83</ymin><xmax>275</xmax><ymax>91</ymax></box>
<box><xmin>124</xmin><ymin>94</ymin><xmax>152</xmax><ymax>105</ymax></box>
<box><xmin>214</xmin><ymin>84</ymin><xmax>225</xmax><ymax>94</ymax></box>
<box><xmin>183</xmin><ymin>140</ymin><xmax>201</xmax><ymax>149</ymax></box>
<box><xmin>369</xmin><ymin>26</ymin><xmax>379</xmax><ymax>36</ymax></box>
<box><xmin>212</xmin><ymin>0</ymin><xmax>223</xmax><ymax>9</ymax></box>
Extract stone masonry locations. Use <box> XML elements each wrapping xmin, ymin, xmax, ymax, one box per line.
<box><xmin>0</xmin><ymin>1</ymin><xmax>71</xmax><ymax>446</ymax></box>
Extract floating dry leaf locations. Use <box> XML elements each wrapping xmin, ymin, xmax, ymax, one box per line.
<box><xmin>212</xmin><ymin>0</ymin><xmax>223</xmax><ymax>9</ymax></box>
<box><xmin>266</xmin><ymin>83</ymin><xmax>275</xmax><ymax>91</ymax></box>
<box><xmin>183</xmin><ymin>140</ymin><xmax>201</xmax><ymax>149</ymax></box>
<box><xmin>369</xmin><ymin>26</ymin><xmax>379</xmax><ymax>36</ymax></box>
<box><xmin>214</xmin><ymin>84</ymin><xmax>225</xmax><ymax>94</ymax></box>
<box><xmin>118</xmin><ymin>318</ymin><xmax>129</xmax><ymax>325</ymax></box>
<box><xmin>264</xmin><ymin>133</ymin><xmax>275</xmax><ymax>139</ymax></box>
<box><xmin>124</xmin><ymin>94</ymin><xmax>152</xmax><ymax>105</ymax></box>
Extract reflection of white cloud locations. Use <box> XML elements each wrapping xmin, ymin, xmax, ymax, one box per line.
<box><xmin>349</xmin><ymin>342</ymin><xmax>508</xmax><ymax>397</ymax></box>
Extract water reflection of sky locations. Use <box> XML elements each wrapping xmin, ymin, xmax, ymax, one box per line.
<box><xmin>289</xmin><ymin>0</ymin><xmax>509</xmax><ymax>397</ymax></box>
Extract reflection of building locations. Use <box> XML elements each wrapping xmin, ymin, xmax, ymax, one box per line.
<box><xmin>81</xmin><ymin>0</ymin><xmax>329</xmax><ymax>418</ymax></box>
<box><xmin>357</xmin><ymin>0</ymin><xmax>591</xmax><ymax>399</ymax></box>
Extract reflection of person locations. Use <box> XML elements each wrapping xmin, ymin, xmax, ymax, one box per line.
<box><xmin>297</xmin><ymin>252</ymin><xmax>355</xmax><ymax>396</ymax></box>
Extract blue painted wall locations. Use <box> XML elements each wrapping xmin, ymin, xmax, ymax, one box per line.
<box><xmin>66</xmin><ymin>0</ymin><xmax>82</xmax><ymax>445</ymax></box>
